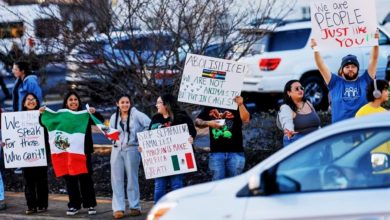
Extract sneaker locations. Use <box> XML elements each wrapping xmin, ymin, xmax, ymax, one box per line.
<box><xmin>129</xmin><ymin>209</ymin><xmax>141</xmax><ymax>216</ymax></box>
<box><xmin>66</xmin><ymin>207</ymin><xmax>79</xmax><ymax>216</ymax></box>
<box><xmin>88</xmin><ymin>207</ymin><xmax>96</xmax><ymax>215</ymax></box>
<box><xmin>37</xmin><ymin>207</ymin><xmax>47</xmax><ymax>213</ymax></box>
<box><xmin>113</xmin><ymin>210</ymin><xmax>124</xmax><ymax>219</ymax></box>
<box><xmin>25</xmin><ymin>208</ymin><xmax>37</xmax><ymax>215</ymax></box>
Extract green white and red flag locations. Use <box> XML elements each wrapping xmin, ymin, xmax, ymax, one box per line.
<box><xmin>86</xmin><ymin>104</ymin><xmax>119</xmax><ymax>141</ymax></box>
<box><xmin>41</xmin><ymin>107</ymin><xmax>90</xmax><ymax>177</ymax></box>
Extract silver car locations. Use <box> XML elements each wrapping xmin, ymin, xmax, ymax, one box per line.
<box><xmin>148</xmin><ymin>112</ymin><xmax>390</xmax><ymax>220</ymax></box>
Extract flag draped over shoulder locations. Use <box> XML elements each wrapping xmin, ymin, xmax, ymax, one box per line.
<box><xmin>86</xmin><ymin>104</ymin><xmax>119</xmax><ymax>141</ymax></box>
<box><xmin>41</xmin><ymin>108</ymin><xmax>90</xmax><ymax>177</ymax></box>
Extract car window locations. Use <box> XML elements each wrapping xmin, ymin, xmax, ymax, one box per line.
<box><xmin>265</xmin><ymin>28</ymin><xmax>311</xmax><ymax>52</ymax></box>
<box><xmin>275</xmin><ymin>128</ymin><xmax>390</xmax><ymax>193</ymax></box>
<box><xmin>34</xmin><ymin>19</ymin><xmax>60</xmax><ymax>38</ymax></box>
<box><xmin>0</xmin><ymin>22</ymin><xmax>24</xmax><ymax>39</ymax></box>
<box><xmin>379</xmin><ymin>29</ymin><xmax>389</xmax><ymax>45</ymax></box>
<box><xmin>114</xmin><ymin>35</ymin><xmax>173</xmax><ymax>51</ymax></box>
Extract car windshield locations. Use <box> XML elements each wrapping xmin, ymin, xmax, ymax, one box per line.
<box><xmin>114</xmin><ymin>35</ymin><xmax>173</xmax><ymax>51</ymax></box>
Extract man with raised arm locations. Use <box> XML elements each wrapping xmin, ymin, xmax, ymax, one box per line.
<box><xmin>310</xmin><ymin>31</ymin><xmax>379</xmax><ymax>123</ymax></box>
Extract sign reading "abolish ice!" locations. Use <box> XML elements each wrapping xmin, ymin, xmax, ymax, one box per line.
<box><xmin>137</xmin><ymin>124</ymin><xmax>197</xmax><ymax>179</ymax></box>
<box><xmin>178</xmin><ymin>53</ymin><xmax>248</xmax><ymax>110</ymax></box>
<box><xmin>1</xmin><ymin>111</ymin><xmax>47</xmax><ymax>168</ymax></box>
<box><xmin>310</xmin><ymin>0</ymin><xmax>377</xmax><ymax>49</ymax></box>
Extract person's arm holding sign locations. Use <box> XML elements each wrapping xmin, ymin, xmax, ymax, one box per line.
<box><xmin>234</xmin><ymin>96</ymin><xmax>250</xmax><ymax>124</ymax></box>
<box><xmin>367</xmin><ymin>30</ymin><xmax>380</xmax><ymax>79</ymax></box>
<box><xmin>311</xmin><ymin>38</ymin><xmax>331</xmax><ymax>85</ymax></box>
<box><xmin>195</xmin><ymin>118</ymin><xmax>223</xmax><ymax>129</ymax></box>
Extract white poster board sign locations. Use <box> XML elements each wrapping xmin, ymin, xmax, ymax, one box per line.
<box><xmin>137</xmin><ymin>124</ymin><xmax>197</xmax><ymax>179</ymax></box>
<box><xmin>310</xmin><ymin>0</ymin><xmax>377</xmax><ymax>49</ymax></box>
<box><xmin>178</xmin><ymin>53</ymin><xmax>248</xmax><ymax>110</ymax></box>
<box><xmin>1</xmin><ymin>111</ymin><xmax>47</xmax><ymax>168</ymax></box>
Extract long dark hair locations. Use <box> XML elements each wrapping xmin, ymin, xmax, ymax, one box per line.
<box><xmin>62</xmin><ymin>91</ymin><xmax>82</xmax><ymax>111</ymax></box>
<box><xmin>283</xmin><ymin>80</ymin><xmax>306</xmax><ymax>112</ymax></box>
<box><xmin>160</xmin><ymin>93</ymin><xmax>182</xmax><ymax>121</ymax></box>
<box><xmin>114</xmin><ymin>94</ymin><xmax>132</xmax><ymax>142</ymax></box>
<box><xmin>21</xmin><ymin>92</ymin><xmax>40</xmax><ymax>111</ymax></box>
<box><xmin>14</xmin><ymin>61</ymin><xmax>32</xmax><ymax>77</ymax></box>
<box><xmin>13</xmin><ymin>61</ymin><xmax>33</xmax><ymax>111</ymax></box>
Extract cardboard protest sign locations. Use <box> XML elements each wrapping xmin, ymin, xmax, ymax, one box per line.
<box><xmin>310</xmin><ymin>0</ymin><xmax>377</xmax><ymax>49</ymax></box>
<box><xmin>137</xmin><ymin>124</ymin><xmax>197</xmax><ymax>179</ymax></box>
<box><xmin>178</xmin><ymin>53</ymin><xmax>248</xmax><ymax>110</ymax></box>
<box><xmin>1</xmin><ymin>111</ymin><xmax>47</xmax><ymax>168</ymax></box>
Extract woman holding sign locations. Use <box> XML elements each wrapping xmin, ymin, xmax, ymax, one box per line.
<box><xmin>146</xmin><ymin>93</ymin><xmax>197</xmax><ymax>203</ymax></box>
<box><xmin>22</xmin><ymin>92</ymin><xmax>49</xmax><ymax>214</ymax></box>
<box><xmin>109</xmin><ymin>94</ymin><xmax>150</xmax><ymax>219</ymax></box>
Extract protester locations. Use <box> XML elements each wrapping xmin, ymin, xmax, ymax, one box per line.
<box><xmin>355</xmin><ymin>79</ymin><xmax>389</xmax><ymax>117</ymax></box>
<box><xmin>12</xmin><ymin>61</ymin><xmax>42</xmax><ymax>111</ymax></box>
<box><xmin>195</xmin><ymin>96</ymin><xmax>250</xmax><ymax>180</ymax></box>
<box><xmin>21</xmin><ymin>93</ymin><xmax>49</xmax><ymax>214</ymax></box>
<box><xmin>109</xmin><ymin>94</ymin><xmax>150</xmax><ymax>219</ymax></box>
<box><xmin>310</xmin><ymin>31</ymin><xmax>379</xmax><ymax>123</ymax></box>
<box><xmin>278</xmin><ymin>80</ymin><xmax>321</xmax><ymax>146</ymax></box>
<box><xmin>145</xmin><ymin>94</ymin><xmax>196</xmax><ymax>203</ymax></box>
<box><xmin>40</xmin><ymin>91</ymin><xmax>101</xmax><ymax>216</ymax></box>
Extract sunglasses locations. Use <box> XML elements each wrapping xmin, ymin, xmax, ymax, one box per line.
<box><xmin>292</xmin><ymin>86</ymin><xmax>305</xmax><ymax>92</ymax></box>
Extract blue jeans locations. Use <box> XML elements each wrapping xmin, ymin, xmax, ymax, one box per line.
<box><xmin>209</xmin><ymin>152</ymin><xmax>245</xmax><ymax>181</ymax></box>
<box><xmin>283</xmin><ymin>133</ymin><xmax>305</xmax><ymax>147</ymax></box>
<box><xmin>154</xmin><ymin>175</ymin><xmax>183</xmax><ymax>203</ymax></box>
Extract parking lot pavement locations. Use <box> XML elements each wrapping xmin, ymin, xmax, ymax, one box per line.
<box><xmin>0</xmin><ymin>192</ymin><xmax>154</xmax><ymax>219</ymax></box>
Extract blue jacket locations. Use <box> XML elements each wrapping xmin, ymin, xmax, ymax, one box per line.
<box><xmin>13</xmin><ymin>75</ymin><xmax>43</xmax><ymax>111</ymax></box>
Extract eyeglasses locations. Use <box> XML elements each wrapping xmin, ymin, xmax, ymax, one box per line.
<box><xmin>292</xmin><ymin>86</ymin><xmax>304</xmax><ymax>92</ymax></box>
<box><xmin>156</xmin><ymin>100</ymin><xmax>164</xmax><ymax>105</ymax></box>
<box><xmin>27</xmin><ymin>98</ymin><xmax>36</xmax><ymax>102</ymax></box>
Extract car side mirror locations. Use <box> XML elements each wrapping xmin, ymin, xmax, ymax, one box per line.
<box><xmin>371</xmin><ymin>153</ymin><xmax>389</xmax><ymax>173</ymax></box>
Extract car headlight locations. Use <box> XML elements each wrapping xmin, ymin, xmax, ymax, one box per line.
<box><xmin>147</xmin><ymin>201</ymin><xmax>178</xmax><ymax>220</ymax></box>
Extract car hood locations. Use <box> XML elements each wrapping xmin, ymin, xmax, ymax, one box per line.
<box><xmin>159</xmin><ymin>180</ymin><xmax>218</xmax><ymax>203</ymax></box>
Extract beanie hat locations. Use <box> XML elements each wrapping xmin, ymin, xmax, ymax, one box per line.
<box><xmin>341</xmin><ymin>54</ymin><xmax>360</xmax><ymax>70</ymax></box>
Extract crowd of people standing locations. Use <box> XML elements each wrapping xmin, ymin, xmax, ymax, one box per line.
<box><xmin>0</xmin><ymin>29</ymin><xmax>387</xmax><ymax>218</ymax></box>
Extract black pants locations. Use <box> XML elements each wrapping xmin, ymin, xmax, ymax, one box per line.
<box><xmin>63</xmin><ymin>154</ymin><xmax>96</xmax><ymax>209</ymax></box>
<box><xmin>23</xmin><ymin>166</ymin><xmax>48</xmax><ymax>209</ymax></box>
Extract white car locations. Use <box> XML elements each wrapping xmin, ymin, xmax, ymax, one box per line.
<box><xmin>239</xmin><ymin>21</ymin><xmax>390</xmax><ymax>109</ymax></box>
<box><xmin>148</xmin><ymin>112</ymin><xmax>390</xmax><ymax>220</ymax></box>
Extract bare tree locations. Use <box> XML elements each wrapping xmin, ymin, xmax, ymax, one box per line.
<box><xmin>8</xmin><ymin>0</ymin><xmax>296</xmax><ymax>113</ymax></box>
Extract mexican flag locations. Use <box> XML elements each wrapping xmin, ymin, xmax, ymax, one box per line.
<box><xmin>171</xmin><ymin>153</ymin><xmax>195</xmax><ymax>171</ymax></box>
<box><xmin>86</xmin><ymin>104</ymin><xmax>119</xmax><ymax>141</ymax></box>
<box><xmin>41</xmin><ymin>108</ymin><xmax>90</xmax><ymax>177</ymax></box>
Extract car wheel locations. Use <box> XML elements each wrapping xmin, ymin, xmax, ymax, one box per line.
<box><xmin>301</xmin><ymin>76</ymin><xmax>329</xmax><ymax>110</ymax></box>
